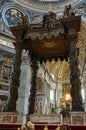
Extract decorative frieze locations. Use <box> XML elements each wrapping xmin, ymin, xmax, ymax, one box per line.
<box><xmin>70</xmin><ymin>112</ymin><xmax>86</xmax><ymax>124</ymax></box>
<box><xmin>29</xmin><ymin>114</ymin><xmax>60</xmax><ymax>123</ymax></box>
<box><xmin>0</xmin><ymin>112</ymin><xmax>19</xmax><ymax>123</ymax></box>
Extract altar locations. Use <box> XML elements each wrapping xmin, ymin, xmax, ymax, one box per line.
<box><xmin>29</xmin><ymin>114</ymin><xmax>60</xmax><ymax>124</ymax></box>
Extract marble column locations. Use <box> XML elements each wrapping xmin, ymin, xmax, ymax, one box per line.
<box><xmin>4</xmin><ymin>46</ymin><xmax>23</xmax><ymax>112</ymax></box>
<box><xmin>28</xmin><ymin>59</ymin><xmax>38</xmax><ymax>115</ymax></box>
<box><xmin>68</xmin><ymin>36</ymin><xmax>84</xmax><ymax>111</ymax></box>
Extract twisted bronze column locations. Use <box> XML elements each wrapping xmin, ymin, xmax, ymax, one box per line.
<box><xmin>68</xmin><ymin>36</ymin><xmax>84</xmax><ymax>111</ymax></box>
<box><xmin>4</xmin><ymin>46</ymin><xmax>23</xmax><ymax>111</ymax></box>
<box><xmin>28</xmin><ymin>58</ymin><xmax>38</xmax><ymax>115</ymax></box>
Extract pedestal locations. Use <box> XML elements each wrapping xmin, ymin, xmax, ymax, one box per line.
<box><xmin>70</xmin><ymin>112</ymin><xmax>86</xmax><ymax>124</ymax></box>
<box><xmin>0</xmin><ymin>112</ymin><xmax>19</xmax><ymax>123</ymax></box>
<box><xmin>27</xmin><ymin>114</ymin><xmax>60</xmax><ymax>123</ymax></box>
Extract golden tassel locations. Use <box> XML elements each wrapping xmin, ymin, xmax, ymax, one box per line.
<box><xmin>43</xmin><ymin>125</ymin><xmax>48</xmax><ymax>130</ymax></box>
<box><xmin>55</xmin><ymin>125</ymin><xmax>60</xmax><ymax>130</ymax></box>
<box><xmin>17</xmin><ymin>127</ymin><xmax>21</xmax><ymax>130</ymax></box>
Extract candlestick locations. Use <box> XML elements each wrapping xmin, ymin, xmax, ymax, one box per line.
<box><xmin>60</xmin><ymin>114</ymin><xmax>63</xmax><ymax>123</ymax></box>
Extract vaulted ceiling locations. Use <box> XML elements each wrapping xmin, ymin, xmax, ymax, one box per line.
<box><xmin>14</xmin><ymin>0</ymin><xmax>85</xmax><ymax>13</ymax></box>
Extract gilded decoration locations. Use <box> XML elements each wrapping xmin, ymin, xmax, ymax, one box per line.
<box><xmin>44</xmin><ymin>39</ymin><xmax>55</xmax><ymax>48</ymax></box>
<box><xmin>44</xmin><ymin>59</ymin><xmax>70</xmax><ymax>83</ymax></box>
<box><xmin>40</xmin><ymin>20</ymin><xmax>86</xmax><ymax>84</ymax></box>
<box><xmin>60</xmin><ymin>84</ymin><xmax>72</xmax><ymax>111</ymax></box>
